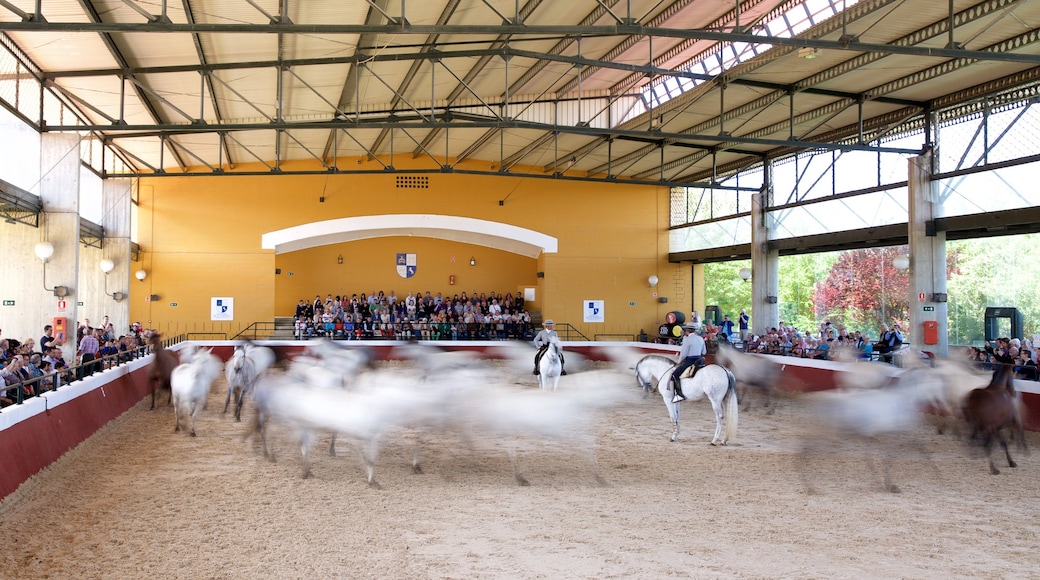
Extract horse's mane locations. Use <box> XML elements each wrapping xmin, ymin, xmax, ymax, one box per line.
<box><xmin>989</xmin><ymin>364</ymin><xmax>1016</xmax><ymax>395</ymax></box>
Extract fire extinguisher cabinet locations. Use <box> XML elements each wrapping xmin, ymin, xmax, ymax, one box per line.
<box><xmin>923</xmin><ymin>320</ymin><xmax>939</xmax><ymax>345</ymax></box>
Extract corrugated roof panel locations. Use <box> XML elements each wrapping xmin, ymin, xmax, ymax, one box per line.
<box><xmin>4</xmin><ymin>31</ymin><xmax>120</xmax><ymax>72</ymax></box>
<box><xmin>209</xmin><ymin>67</ymin><xmax>279</xmax><ymax>122</ymax></box>
<box><xmin>198</xmin><ymin>32</ymin><xmax>278</xmax><ymax>64</ymax></box>
<box><xmin>285</xmin><ymin>63</ymin><xmax>353</xmax><ymax>117</ymax></box>
<box><xmin>108</xmin><ymin>32</ymin><xmax>202</xmax><ymax>68</ymax></box>
<box><xmin>136</xmin><ymin>71</ymin><xmax>211</xmax><ymax>123</ymax></box>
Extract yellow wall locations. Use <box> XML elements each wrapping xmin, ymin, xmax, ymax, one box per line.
<box><xmin>132</xmin><ymin>156</ymin><xmax>685</xmax><ymax>339</ymax></box>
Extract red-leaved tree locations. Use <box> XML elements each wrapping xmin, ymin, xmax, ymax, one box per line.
<box><xmin>813</xmin><ymin>247</ymin><xmax>910</xmax><ymax>334</ymax></box>
<box><xmin>813</xmin><ymin>246</ymin><xmax>962</xmax><ymax>337</ymax></box>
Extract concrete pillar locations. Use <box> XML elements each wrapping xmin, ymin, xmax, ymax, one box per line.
<box><xmin>101</xmin><ymin>179</ymin><xmax>133</xmax><ymax>338</ymax></box>
<box><xmin>38</xmin><ymin>134</ymin><xmax>81</xmax><ymax>364</ymax></box>
<box><xmin>749</xmin><ymin>191</ymin><xmax>779</xmax><ymax>335</ymax></box>
<box><xmin>907</xmin><ymin>149</ymin><xmax>948</xmax><ymax>356</ymax></box>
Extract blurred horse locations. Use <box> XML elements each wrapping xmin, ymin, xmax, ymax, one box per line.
<box><xmin>171</xmin><ymin>347</ymin><xmax>221</xmax><ymax>437</ymax></box>
<box><xmin>224</xmin><ymin>346</ymin><xmax>258</xmax><ymax>422</ymax></box>
<box><xmin>798</xmin><ymin>368</ymin><xmax>946</xmax><ymax>494</ymax></box>
<box><xmin>147</xmin><ymin>333</ymin><xmax>179</xmax><ymax>410</ymax></box>
<box><xmin>962</xmin><ymin>365</ymin><xmax>1027</xmax><ymax>475</ymax></box>
<box><xmin>714</xmin><ymin>343</ymin><xmax>777</xmax><ymax>413</ymax></box>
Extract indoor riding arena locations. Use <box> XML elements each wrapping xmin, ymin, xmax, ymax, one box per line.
<box><xmin>3</xmin><ymin>1</ymin><xmax>1040</xmax><ymax>578</ymax></box>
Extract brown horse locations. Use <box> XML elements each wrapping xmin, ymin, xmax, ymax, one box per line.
<box><xmin>962</xmin><ymin>365</ymin><xmax>1027</xmax><ymax>475</ymax></box>
<box><xmin>148</xmin><ymin>333</ymin><xmax>180</xmax><ymax>410</ymax></box>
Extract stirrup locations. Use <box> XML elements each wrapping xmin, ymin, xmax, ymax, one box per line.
<box><xmin>672</xmin><ymin>393</ymin><xmax>686</xmax><ymax>403</ymax></box>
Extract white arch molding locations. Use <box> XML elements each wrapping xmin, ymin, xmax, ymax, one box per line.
<box><xmin>261</xmin><ymin>214</ymin><xmax>558</xmax><ymax>258</ymax></box>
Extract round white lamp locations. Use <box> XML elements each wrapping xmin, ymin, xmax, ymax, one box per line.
<box><xmin>648</xmin><ymin>275</ymin><xmax>659</xmax><ymax>288</ymax></box>
<box><xmin>100</xmin><ymin>258</ymin><xmax>115</xmax><ymax>274</ymax></box>
<box><xmin>893</xmin><ymin>255</ymin><xmax>910</xmax><ymax>271</ymax></box>
<box><xmin>34</xmin><ymin>241</ymin><xmax>54</xmax><ymax>263</ymax></box>
<box><xmin>738</xmin><ymin>267</ymin><xmax>752</xmax><ymax>281</ymax></box>
<box><xmin>135</xmin><ymin>269</ymin><xmax>147</xmax><ymax>282</ymax></box>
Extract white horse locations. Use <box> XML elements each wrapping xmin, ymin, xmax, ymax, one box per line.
<box><xmin>635</xmin><ymin>354</ymin><xmax>739</xmax><ymax>445</ymax></box>
<box><xmin>537</xmin><ymin>336</ymin><xmax>563</xmax><ymax>392</ymax></box>
<box><xmin>243</xmin><ymin>342</ymin><xmax>276</xmax><ymax>374</ymax></box>
<box><xmin>224</xmin><ymin>346</ymin><xmax>258</xmax><ymax>422</ymax></box>
<box><xmin>171</xmin><ymin>347</ymin><xmax>221</xmax><ymax>437</ymax></box>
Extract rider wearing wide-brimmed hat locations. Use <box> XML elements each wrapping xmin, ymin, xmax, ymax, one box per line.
<box><xmin>671</xmin><ymin>323</ymin><xmax>706</xmax><ymax>402</ymax></box>
<box><xmin>532</xmin><ymin>319</ymin><xmax>566</xmax><ymax>375</ymax></box>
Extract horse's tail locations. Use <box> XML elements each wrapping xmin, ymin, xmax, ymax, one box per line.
<box><xmin>724</xmin><ymin>368</ymin><xmax>739</xmax><ymax>442</ymax></box>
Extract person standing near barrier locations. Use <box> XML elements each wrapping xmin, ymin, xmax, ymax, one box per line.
<box><xmin>738</xmin><ymin>310</ymin><xmax>749</xmax><ymax>342</ymax></box>
<box><xmin>77</xmin><ymin>328</ymin><xmax>100</xmax><ymax>380</ymax></box>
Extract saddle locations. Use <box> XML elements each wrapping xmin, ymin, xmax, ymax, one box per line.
<box><xmin>677</xmin><ymin>358</ymin><xmax>706</xmax><ymax>380</ymax></box>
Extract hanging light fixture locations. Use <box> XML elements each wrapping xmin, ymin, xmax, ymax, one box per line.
<box><xmin>738</xmin><ymin>267</ymin><xmax>752</xmax><ymax>282</ymax></box>
<box><xmin>893</xmin><ymin>255</ymin><xmax>910</xmax><ymax>271</ymax></box>
<box><xmin>648</xmin><ymin>275</ymin><xmax>659</xmax><ymax>288</ymax></box>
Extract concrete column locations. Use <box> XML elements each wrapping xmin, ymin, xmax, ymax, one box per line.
<box><xmin>750</xmin><ymin>191</ymin><xmax>779</xmax><ymax>335</ymax></box>
<box><xmin>907</xmin><ymin>149</ymin><xmax>948</xmax><ymax>356</ymax></box>
<box><xmin>39</xmin><ymin>134</ymin><xmax>81</xmax><ymax>364</ymax></box>
<box><xmin>101</xmin><ymin>179</ymin><xmax>133</xmax><ymax>338</ymax></box>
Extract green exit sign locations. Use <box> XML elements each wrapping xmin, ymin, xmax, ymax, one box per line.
<box><xmin>2</xmin><ymin>300</ymin><xmax>14</xmax><ymax>306</ymax></box>
<box><xmin>923</xmin><ymin>306</ymin><xmax>935</xmax><ymax>312</ymax></box>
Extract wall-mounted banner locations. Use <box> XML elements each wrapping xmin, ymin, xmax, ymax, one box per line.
<box><xmin>584</xmin><ymin>299</ymin><xmax>604</xmax><ymax>323</ymax></box>
<box><xmin>396</xmin><ymin>253</ymin><xmax>417</xmax><ymax>279</ymax></box>
<box><xmin>212</xmin><ymin>297</ymin><xmax>234</xmax><ymax>321</ymax></box>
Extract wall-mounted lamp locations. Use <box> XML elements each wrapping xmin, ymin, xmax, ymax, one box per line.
<box><xmin>469</xmin><ymin>257</ymin><xmax>476</xmax><ymax>267</ymax></box>
<box><xmin>738</xmin><ymin>267</ymin><xmax>752</xmax><ymax>282</ymax></box>
<box><xmin>100</xmin><ymin>259</ymin><xmax>125</xmax><ymax>301</ymax></box>
<box><xmin>892</xmin><ymin>255</ymin><xmax>910</xmax><ymax>271</ymax></box>
<box><xmin>648</xmin><ymin>275</ymin><xmax>659</xmax><ymax>288</ymax></box>
<box><xmin>34</xmin><ymin>241</ymin><xmax>54</xmax><ymax>263</ymax></box>
<box><xmin>337</xmin><ymin>254</ymin><xmax>343</xmax><ymax>265</ymax></box>
<box><xmin>135</xmin><ymin>269</ymin><xmax>148</xmax><ymax>282</ymax></box>
<box><xmin>35</xmin><ymin>241</ymin><xmax>70</xmax><ymax>297</ymax></box>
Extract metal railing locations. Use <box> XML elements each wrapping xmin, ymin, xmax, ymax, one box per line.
<box><xmin>232</xmin><ymin>322</ymin><xmax>279</xmax><ymax>341</ymax></box>
<box><xmin>1</xmin><ymin>334</ymin><xmax>187</xmax><ymax>410</ymax></box>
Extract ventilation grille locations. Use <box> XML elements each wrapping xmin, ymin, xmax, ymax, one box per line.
<box><xmin>396</xmin><ymin>176</ymin><xmax>429</xmax><ymax>189</ymax></box>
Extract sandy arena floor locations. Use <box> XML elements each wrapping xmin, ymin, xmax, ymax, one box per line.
<box><xmin>1</xmin><ymin>367</ymin><xmax>1038</xmax><ymax>579</ymax></box>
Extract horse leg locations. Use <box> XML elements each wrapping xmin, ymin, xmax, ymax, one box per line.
<box><xmin>508</xmin><ymin>445</ymin><xmax>530</xmax><ymax>486</ymax></box>
<box><xmin>983</xmin><ymin>433</ymin><xmax>1001</xmax><ymax>475</ymax></box>
<box><xmin>189</xmin><ymin>402</ymin><xmax>199</xmax><ymax>437</ymax></box>
<box><xmin>999</xmin><ymin>430</ymin><xmax>1017</xmax><ymax>470</ymax></box>
<box><xmin>361</xmin><ymin>438</ymin><xmax>382</xmax><ymax>489</ymax></box>
<box><xmin>299</xmin><ymin>431</ymin><xmax>314</xmax><ymax>478</ymax></box>
<box><xmin>709</xmin><ymin>400</ymin><xmax>725</xmax><ymax>446</ymax></box>
<box><xmin>223</xmin><ymin>386</ymin><xmax>232</xmax><ymax>414</ymax></box>
<box><xmin>173</xmin><ymin>400</ymin><xmax>181</xmax><ymax>433</ymax></box>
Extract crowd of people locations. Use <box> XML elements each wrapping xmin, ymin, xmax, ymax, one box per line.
<box><xmin>291</xmin><ymin>289</ymin><xmax>538</xmax><ymax>341</ymax></box>
<box><xmin>671</xmin><ymin>311</ymin><xmax>909</xmax><ymax>363</ymax></box>
<box><xmin>1</xmin><ymin>319</ymin><xmax>152</xmax><ymax>407</ymax></box>
<box><xmin>969</xmin><ymin>336</ymin><xmax>1040</xmax><ymax>380</ymax></box>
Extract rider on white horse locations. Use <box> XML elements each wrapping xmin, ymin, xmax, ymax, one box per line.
<box><xmin>533</xmin><ymin>319</ymin><xmax>566</xmax><ymax>375</ymax></box>
<box><xmin>671</xmin><ymin>324</ymin><xmax>706</xmax><ymax>403</ymax></box>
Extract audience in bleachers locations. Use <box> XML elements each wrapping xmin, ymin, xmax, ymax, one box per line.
<box><xmin>290</xmin><ymin>289</ymin><xmax>535</xmax><ymax>341</ymax></box>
